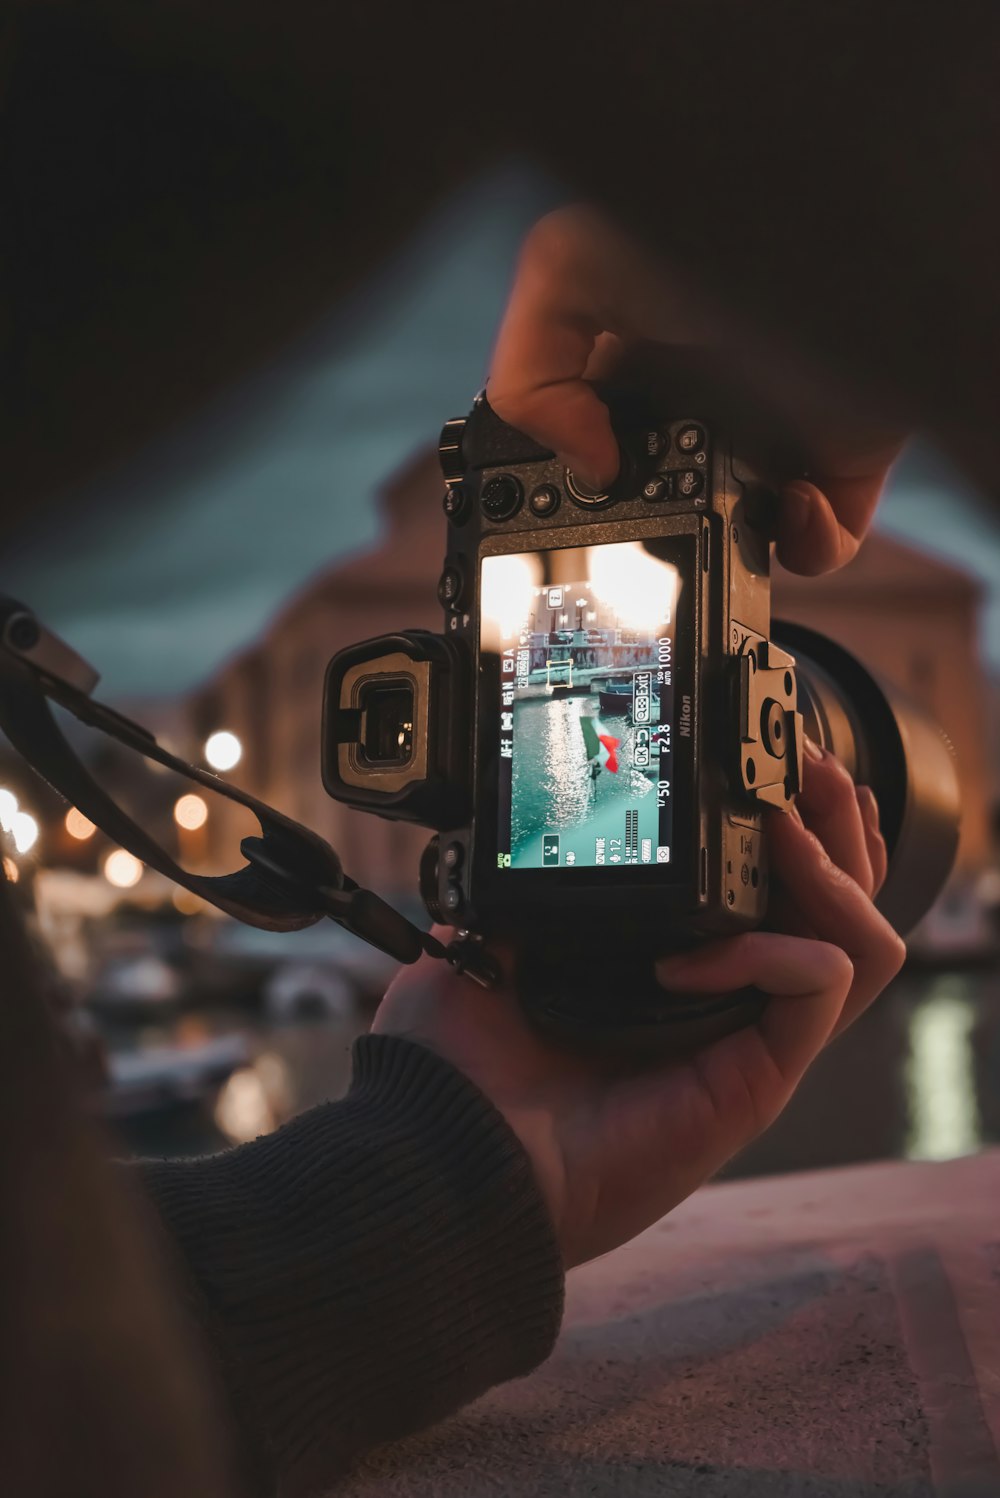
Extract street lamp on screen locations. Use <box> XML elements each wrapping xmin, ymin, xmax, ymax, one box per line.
<box><xmin>205</xmin><ymin>731</ymin><xmax>242</xmax><ymax>771</ymax></box>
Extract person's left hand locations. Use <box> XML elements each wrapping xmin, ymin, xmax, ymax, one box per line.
<box><xmin>372</xmin><ymin>747</ymin><xmax>904</xmax><ymax>1269</ymax></box>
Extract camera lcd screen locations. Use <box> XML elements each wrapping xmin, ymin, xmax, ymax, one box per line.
<box><xmin>481</xmin><ymin>539</ymin><xmax>692</xmax><ymax>873</ymax></box>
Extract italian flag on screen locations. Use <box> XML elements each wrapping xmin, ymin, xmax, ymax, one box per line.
<box><xmin>580</xmin><ymin>713</ymin><xmax>620</xmax><ymax>773</ymax></box>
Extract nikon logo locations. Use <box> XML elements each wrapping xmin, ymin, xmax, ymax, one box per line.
<box><xmin>679</xmin><ymin>695</ymin><xmax>692</xmax><ymax>738</ymax></box>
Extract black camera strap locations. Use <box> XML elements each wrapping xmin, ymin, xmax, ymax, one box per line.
<box><xmin>0</xmin><ymin>598</ymin><xmax>496</xmax><ymax>984</ymax></box>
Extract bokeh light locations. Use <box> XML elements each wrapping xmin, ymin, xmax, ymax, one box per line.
<box><xmin>174</xmin><ymin>793</ymin><xmax>209</xmax><ymax>830</ymax></box>
<box><xmin>3</xmin><ymin>856</ymin><xmax>19</xmax><ymax>884</ymax></box>
<box><xmin>65</xmin><ymin>807</ymin><xmax>97</xmax><ymax>841</ymax></box>
<box><xmin>0</xmin><ymin>789</ymin><xmax>18</xmax><ymax>832</ymax></box>
<box><xmin>11</xmin><ymin>812</ymin><xmax>38</xmax><ymax>854</ymax></box>
<box><xmin>103</xmin><ymin>848</ymin><xmax>143</xmax><ymax>888</ymax></box>
<box><xmin>205</xmin><ymin>730</ymin><xmax>242</xmax><ymax>771</ymax></box>
<box><xmin>172</xmin><ymin>885</ymin><xmax>207</xmax><ymax>915</ymax></box>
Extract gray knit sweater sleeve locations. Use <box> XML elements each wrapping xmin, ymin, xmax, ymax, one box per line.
<box><xmin>137</xmin><ymin>1033</ymin><xmax>565</xmax><ymax>1496</ymax></box>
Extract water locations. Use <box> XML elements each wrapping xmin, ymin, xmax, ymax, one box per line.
<box><xmin>107</xmin><ymin>963</ymin><xmax>1000</xmax><ymax>1182</ymax></box>
<box><xmin>511</xmin><ymin>694</ymin><xmax>663</xmax><ymax>868</ymax></box>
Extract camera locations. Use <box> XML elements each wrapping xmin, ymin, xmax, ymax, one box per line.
<box><xmin>322</xmin><ymin>374</ymin><xmax>960</xmax><ymax>1043</ymax></box>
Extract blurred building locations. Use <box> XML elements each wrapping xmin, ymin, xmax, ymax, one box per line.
<box><xmin>188</xmin><ymin>450</ymin><xmax>443</xmax><ymax>892</ymax></box>
<box><xmin>187</xmin><ymin>449</ymin><xmax>992</xmax><ymax>891</ymax></box>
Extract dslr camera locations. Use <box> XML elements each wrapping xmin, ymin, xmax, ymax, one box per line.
<box><xmin>322</xmin><ymin>374</ymin><xmax>959</xmax><ymax>1042</ymax></box>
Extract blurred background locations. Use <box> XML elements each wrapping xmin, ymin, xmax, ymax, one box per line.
<box><xmin>3</xmin><ymin>166</ymin><xmax>999</xmax><ymax>1176</ymax></box>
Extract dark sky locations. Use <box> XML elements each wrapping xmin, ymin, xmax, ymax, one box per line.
<box><xmin>6</xmin><ymin>168</ymin><xmax>1000</xmax><ymax>699</ymax></box>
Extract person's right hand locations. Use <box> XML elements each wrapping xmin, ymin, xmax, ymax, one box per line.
<box><xmin>373</xmin><ymin>746</ymin><xmax>905</xmax><ymax>1270</ymax></box>
<box><xmin>488</xmin><ymin>205</ymin><xmax>903</xmax><ymax>576</ymax></box>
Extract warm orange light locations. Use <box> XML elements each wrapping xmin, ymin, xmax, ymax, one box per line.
<box><xmin>65</xmin><ymin>807</ymin><xmax>97</xmax><ymax>841</ymax></box>
<box><xmin>2</xmin><ymin>856</ymin><xmax>19</xmax><ymax>884</ymax></box>
<box><xmin>104</xmin><ymin>849</ymin><xmax>143</xmax><ymax>888</ymax></box>
<box><xmin>172</xmin><ymin>885</ymin><xmax>206</xmax><ymax>915</ymax></box>
<box><xmin>174</xmin><ymin>793</ymin><xmax>208</xmax><ymax>831</ymax></box>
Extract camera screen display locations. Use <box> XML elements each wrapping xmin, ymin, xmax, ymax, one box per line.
<box><xmin>481</xmin><ymin>539</ymin><xmax>690</xmax><ymax>873</ymax></box>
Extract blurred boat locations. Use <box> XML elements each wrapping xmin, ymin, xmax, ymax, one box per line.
<box><xmin>100</xmin><ymin>1033</ymin><xmax>250</xmax><ymax>1120</ymax></box>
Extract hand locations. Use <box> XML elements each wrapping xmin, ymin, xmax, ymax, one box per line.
<box><xmin>371</xmin><ymin>747</ymin><xmax>905</xmax><ymax>1269</ymax></box>
<box><xmin>487</xmin><ymin>205</ymin><xmax>903</xmax><ymax>576</ymax></box>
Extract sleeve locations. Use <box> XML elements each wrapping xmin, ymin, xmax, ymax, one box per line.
<box><xmin>135</xmin><ymin>1033</ymin><xmax>565</xmax><ymax>1496</ymax></box>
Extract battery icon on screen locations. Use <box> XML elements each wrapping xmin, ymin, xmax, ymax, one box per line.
<box><xmin>641</xmin><ymin>839</ymin><xmax>652</xmax><ymax>863</ymax></box>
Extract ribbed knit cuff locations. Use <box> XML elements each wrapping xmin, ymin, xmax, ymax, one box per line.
<box><xmin>137</xmin><ymin>1033</ymin><xmax>565</xmax><ymax>1497</ymax></box>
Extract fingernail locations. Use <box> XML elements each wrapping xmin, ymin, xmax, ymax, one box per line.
<box><xmin>781</xmin><ymin>483</ymin><xmax>814</xmax><ymax>536</ymax></box>
<box><xmin>857</xmin><ymin>785</ymin><xmax>881</xmax><ymax>831</ymax></box>
<box><xmin>802</xmin><ymin>735</ymin><xmax>824</xmax><ymax>762</ymax></box>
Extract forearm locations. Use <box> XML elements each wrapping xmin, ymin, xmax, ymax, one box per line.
<box><xmin>135</xmin><ymin>1034</ymin><xmax>564</xmax><ymax>1496</ymax></box>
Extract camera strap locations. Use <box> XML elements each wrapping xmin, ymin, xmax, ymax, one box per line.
<box><xmin>0</xmin><ymin>597</ymin><xmax>497</xmax><ymax>984</ymax></box>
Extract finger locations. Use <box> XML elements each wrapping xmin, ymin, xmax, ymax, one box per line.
<box><xmin>767</xmin><ymin>811</ymin><xmax>906</xmax><ymax>1036</ymax></box>
<box><xmin>652</xmin><ymin>932</ymin><xmax>853</xmax><ymax>1167</ymax></box>
<box><xmin>656</xmin><ymin>931</ymin><xmax>852</xmax><ymax>1084</ymax></box>
<box><xmin>488</xmin><ymin>216</ymin><xmax>621</xmax><ymax>489</ymax></box>
<box><xmin>855</xmin><ymin>785</ymin><xmax>888</xmax><ymax>895</ymax></box>
<box><xmin>775</xmin><ymin>470</ymin><xmax>888</xmax><ymax>576</ymax></box>
<box><xmin>795</xmin><ymin>741</ymin><xmax>875</xmax><ymax>896</ymax></box>
<box><xmin>775</xmin><ymin>422</ymin><xmax>902</xmax><ymax>576</ymax></box>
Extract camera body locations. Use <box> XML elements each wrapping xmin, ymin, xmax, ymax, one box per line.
<box><xmin>323</xmin><ymin>384</ymin><xmax>804</xmax><ymax>1030</ymax></box>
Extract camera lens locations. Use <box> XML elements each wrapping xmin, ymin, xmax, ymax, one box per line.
<box><xmin>773</xmin><ymin>621</ymin><xmax>961</xmax><ymax>935</ymax></box>
<box><xmin>360</xmin><ymin>684</ymin><xmax>415</xmax><ymax>767</ymax></box>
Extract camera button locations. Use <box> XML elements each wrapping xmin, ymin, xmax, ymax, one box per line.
<box><xmin>481</xmin><ymin>474</ymin><xmax>523</xmax><ymax>522</ymax></box>
<box><xmin>529</xmin><ymin>483</ymin><xmax>560</xmax><ymax>517</ymax></box>
<box><xmin>564</xmin><ymin>469</ymin><xmax>615</xmax><ymax>509</ymax></box>
<box><xmin>676</xmin><ymin>423</ymin><xmax>705</xmax><ymax>454</ymax></box>
<box><xmin>443</xmin><ymin>883</ymin><xmax>464</xmax><ymax>915</ymax></box>
<box><xmin>437</xmin><ymin>564</ymin><xmax>465</xmax><ymax>610</ymax></box>
<box><xmin>442</xmin><ymin>484</ymin><xmax>471</xmax><ymax>524</ymax></box>
<box><xmin>644</xmin><ymin>429</ymin><xmax>669</xmax><ymax>461</ymax></box>
<box><xmin>443</xmin><ymin>841</ymin><xmax>464</xmax><ymax>872</ymax></box>
<box><xmin>641</xmin><ymin>476</ymin><xmax>671</xmax><ymax>502</ymax></box>
<box><xmin>675</xmin><ymin>468</ymin><xmax>704</xmax><ymax>499</ymax></box>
